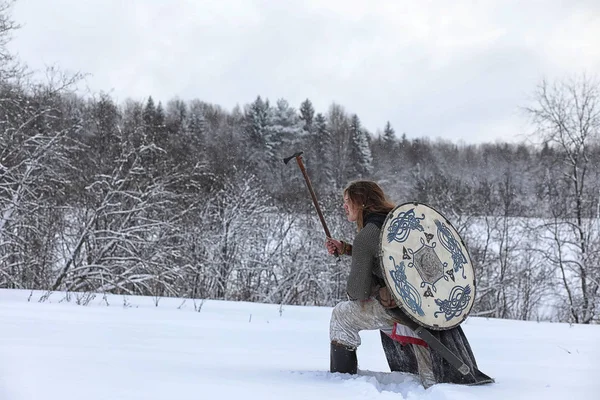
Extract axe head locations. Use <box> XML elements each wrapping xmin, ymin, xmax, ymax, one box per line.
<box><xmin>283</xmin><ymin>151</ymin><xmax>304</xmax><ymax>164</ymax></box>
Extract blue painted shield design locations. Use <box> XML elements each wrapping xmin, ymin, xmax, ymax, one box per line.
<box><xmin>379</xmin><ymin>202</ymin><xmax>476</xmax><ymax>330</ymax></box>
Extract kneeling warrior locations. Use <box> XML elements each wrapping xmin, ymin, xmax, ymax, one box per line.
<box><xmin>326</xmin><ymin>181</ymin><xmax>493</xmax><ymax>388</ymax></box>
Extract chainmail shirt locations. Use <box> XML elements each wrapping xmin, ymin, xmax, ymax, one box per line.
<box><xmin>346</xmin><ymin>223</ymin><xmax>384</xmax><ymax>300</ymax></box>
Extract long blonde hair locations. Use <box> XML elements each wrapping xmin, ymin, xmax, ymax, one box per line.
<box><xmin>343</xmin><ymin>180</ymin><xmax>395</xmax><ymax>230</ymax></box>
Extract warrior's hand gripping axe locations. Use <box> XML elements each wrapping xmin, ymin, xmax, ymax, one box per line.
<box><xmin>283</xmin><ymin>151</ymin><xmax>339</xmax><ymax>260</ymax></box>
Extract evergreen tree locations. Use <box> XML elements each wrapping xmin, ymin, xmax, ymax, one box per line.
<box><xmin>154</xmin><ymin>101</ymin><xmax>168</xmax><ymax>151</ymax></box>
<box><xmin>313</xmin><ymin>112</ymin><xmax>335</xmax><ymax>190</ymax></box>
<box><xmin>140</xmin><ymin>97</ymin><xmax>169</xmax><ymax>175</ymax></box>
<box><xmin>379</xmin><ymin>121</ymin><xmax>398</xmax><ymax>172</ymax></box>
<box><xmin>348</xmin><ymin>114</ymin><xmax>372</xmax><ymax>178</ymax></box>
<box><xmin>383</xmin><ymin>121</ymin><xmax>395</xmax><ymax>147</ymax></box>
<box><xmin>269</xmin><ymin>98</ymin><xmax>303</xmax><ymax>151</ymax></box>
<box><xmin>165</xmin><ymin>99</ymin><xmax>188</xmax><ymax>136</ymax></box>
<box><xmin>327</xmin><ymin>103</ymin><xmax>351</xmax><ymax>187</ymax></box>
<box><xmin>244</xmin><ymin>96</ymin><xmax>271</xmax><ymax>161</ymax></box>
<box><xmin>86</xmin><ymin>94</ymin><xmax>121</xmax><ymax>175</ymax></box>
<box><xmin>143</xmin><ymin>96</ymin><xmax>156</xmax><ymax>131</ymax></box>
<box><xmin>299</xmin><ymin>98</ymin><xmax>315</xmax><ymax>133</ymax></box>
<box><xmin>188</xmin><ymin>100</ymin><xmax>208</xmax><ymax>144</ymax></box>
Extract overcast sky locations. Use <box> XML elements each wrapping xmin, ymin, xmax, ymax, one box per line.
<box><xmin>7</xmin><ymin>0</ymin><xmax>600</xmax><ymax>144</ymax></box>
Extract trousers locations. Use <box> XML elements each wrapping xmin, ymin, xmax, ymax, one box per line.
<box><xmin>329</xmin><ymin>298</ymin><xmax>436</xmax><ymax>386</ymax></box>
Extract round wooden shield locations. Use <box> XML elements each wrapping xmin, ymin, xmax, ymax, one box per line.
<box><xmin>379</xmin><ymin>202</ymin><xmax>476</xmax><ymax>330</ymax></box>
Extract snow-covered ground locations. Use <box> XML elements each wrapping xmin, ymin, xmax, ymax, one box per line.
<box><xmin>0</xmin><ymin>289</ymin><xmax>598</xmax><ymax>400</ymax></box>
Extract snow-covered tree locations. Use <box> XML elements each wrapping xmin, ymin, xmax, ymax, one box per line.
<box><xmin>348</xmin><ymin>114</ymin><xmax>373</xmax><ymax>178</ymax></box>
<box><xmin>327</xmin><ymin>103</ymin><xmax>351</xmax><ymax>188</ymax></box>
<box><xmin>198</xmin><ymin>173</ymin><xmax>273</xmax><ymax>299</ymax></box>
<box><xmin>526</xmin><ymin>76</ymin><xmax>600</xmax><ymax>324</ymax></box>
<box><xmin>268</xmin><ymin>98</ymin><xmax>303</xmax><ymax>151</ymax></box>
<box><xmin>313</xmin><ymin>112</ymin><xmax>335</xmax><ymax>190</ymax></box>
<box><xmin>0</xmin><ymin>0</ymin><xmax>18</xmax><ymax>77</ymax></box>
<box><xmin>299</xmin><ymin>98</ymin><xmax>315</xmax><ymax>133</ymax></box>
<box><xmin>0</xmin><ymin>79</ymin><xmax>82</xmax><ymax>290</ymax></box>
<box><xmin>245</xmin><ymin>96</ymin><xmax>272</xmax><ymax>160</ymax></box>
<box><xmin>383</xmin><ymin>121</ymin><xmax>395</xmax><ymax>147</ymax></box>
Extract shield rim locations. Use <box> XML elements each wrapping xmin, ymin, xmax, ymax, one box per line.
<box><xmin>378</xmin><ymin>201</ymin><xmax>477</xmax><ymax>331</ymax></box>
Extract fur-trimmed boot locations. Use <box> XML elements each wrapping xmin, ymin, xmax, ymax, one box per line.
<box><xmin>330</xmin><ymin>341</ymin><xmax>358</xmax><ymax>374</ymax></box>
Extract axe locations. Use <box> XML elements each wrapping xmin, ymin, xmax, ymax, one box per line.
<box><xmin>283</xmin><ymin>151</ymin><xmax>339</xmax><ymax>259</ymax></box>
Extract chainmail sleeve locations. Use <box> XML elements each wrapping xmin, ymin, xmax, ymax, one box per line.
<box><xmin>346</xmin><ymin>223</ymin><xmax>381</xmax><ymax>300</ymax></box>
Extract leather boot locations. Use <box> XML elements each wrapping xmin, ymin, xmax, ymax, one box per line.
<box><xmin>330</xmin><ymin>341</ymin><xmax>358</xmax><ymax>374</ymax></box>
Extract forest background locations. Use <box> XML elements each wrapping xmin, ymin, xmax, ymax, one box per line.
<box><xmin>1</xmin><ymin>1</ymin><xmax>599</xmax><ymax>324</ymax></box>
